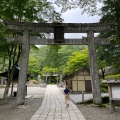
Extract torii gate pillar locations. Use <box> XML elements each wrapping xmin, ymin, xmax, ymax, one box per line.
<box><xmin>16</xmin><ymin>30</ymin><xmax>30</xmax><ymax>105</ymax></box>
<box><xmin>88</xmin><ymin>31</ymin><xmax>102</xmax><ymax>104</ymax></box>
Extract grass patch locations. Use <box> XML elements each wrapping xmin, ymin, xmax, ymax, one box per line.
<box><xmin>77</xmin><ymin>96</ymin><xmax>109</xmax><ymax>107</ymax></box>
<box><xmin>77</xmin><ymin>98</ymin><xmax>93</xmax><ymax>105</ymax></box>
<box><xmin>78</xmin><ymin>96</ymin><xmax>120</xmax><ymax>108</ymax></box>
<box><xmin>97</xmin><ymin>104</ymin><xmax>107</xmax><ymax>107</ymax></box>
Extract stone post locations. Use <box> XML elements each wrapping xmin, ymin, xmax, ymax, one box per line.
<box><xmin>57</xmin><ymin>74</ymin><xmax>58</xmax><ymax>85</ymax></box>
<box><xmin>88</xmin><ymin>30</ymin><xmax>102</xmax><ymax>104</ymax></box>
<box><xmin>46</xmin><ymin>75</ymin><xmax>48</xmax><ymax>84</ymax></box>
<box><xmin>16</xmin><ymin>30</ymin><xmax>30</xmax><ymax>105</ymax></box>
<box><xmin>60</xmin><ymin>75</ymin><xmax>62</xmax><ymax>83</ymax></box>
<box><xmin>38</xmin><ymin>75</ymin><xmax>41</xmax><ymax>84</ymax></box>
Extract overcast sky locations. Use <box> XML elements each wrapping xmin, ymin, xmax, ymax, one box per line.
<box><xmin>51</xmin><ymin>0</ymin><xmax>102</xmax><ymax>24</ymax></box>
<box><xmin>60</xmin><ymin>8</ymin><xmax>101</xmax><ymax>38</ymax></box>
<box><xmin>61</xmin><ymin>8</ymin><xmax>101</xmax><ymax>23</ymax></box>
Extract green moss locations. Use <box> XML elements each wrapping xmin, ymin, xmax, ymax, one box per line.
<box><xmin>32</xmin><ymin>80</ymin><xmax>38</xmax><ymax>84</ymax></box>
<box><xmin>93</xmin><ymin>104</ymin><xmax>107</xmax><ymax>107</ymax></box>
<box><xmin>77</xmin><ymin>98</ymin><xmax>93</xmax><ymax>105</ymax></box>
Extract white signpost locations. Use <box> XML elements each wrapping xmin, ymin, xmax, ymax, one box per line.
<box><xmin>112</xmin><ymin>86</ymin><xmax>120</xmax><ymax>98</ymax></box>
<box><xmin>102</xmin><ymin>79</ymin><xmax>120</xmax><ymax>113</ymax></box>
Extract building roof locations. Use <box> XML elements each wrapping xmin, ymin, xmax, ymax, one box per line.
<box><xmin>0</xmin><ymin>67</ymin><xmax>31</xmax><ymax>81</ymax></box>
<box><xmin>63</xmin><ymin>67</ymin><xmax>90</xmax><ymax>80</ymax></box>
<box><xmin>102</xmin><ymin>79</ymin><xmax>120</xmax><ymax>84</ymax></box>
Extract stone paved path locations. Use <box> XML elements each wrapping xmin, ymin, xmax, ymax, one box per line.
<box><xmin>30</xmin><ymin>85</ymin><xmax>86</xmax><ymax>120</ymax></box>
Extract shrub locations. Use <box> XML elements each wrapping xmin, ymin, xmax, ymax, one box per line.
<box><xmin>105</xmin><ymin>74</ymin><xmax>120</xmax><ymax>79</ymax></box>
<box><xmin>101</xmin><ymin>87</ymin><xmax>108</xmax><ymax>93</ymax></box>
<box><xmin>32</xmin><ymin>80</ymin><xmax>38</xmax><ymax>84</ymax></box>
<box><xmin>100</xmin><ymin>79</ymin><xmax>108</xmax><ymax>93</ymax></box>
<box><xmin>100</xmin><ymin>74</ymin><xmax>120</xmax><ymax>93</ymax></box>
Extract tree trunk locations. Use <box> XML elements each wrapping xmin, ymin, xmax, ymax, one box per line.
<box><xmin>3</xmin><ymin>66</ymin><xmax>16</xmax><ymax>101</ymax></box>
<box><xmin>101</xmin><ymin>68</ymin><xmax>105</xmax><ymax>79</ymax></box>
<box><xmin>1</xmin><ymin>57</ymin><xmax>6</xmax><ymax>85</ymax></box>
<box><xmin>3</xmin><ymin>81</ymin><xmax>11</xmax><ymax>102</ymax></box>
<box><xmin>10</xmin><ymin>82</ymin><xmax>14</xmax><ymax>96</ymax></box>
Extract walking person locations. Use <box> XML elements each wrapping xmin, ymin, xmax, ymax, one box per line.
<box><xmin>64</xmin><ymin>85</ymin><xmax>70</xmax><ymax>107</ymax></box>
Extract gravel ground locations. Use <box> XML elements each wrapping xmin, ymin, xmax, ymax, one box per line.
<box><xmin>78</xmin><ymin>105</ymin><xmax>120</xmax><ymax>120</ymax></box>
<box><xmin>0</xmin><ymin>87</ymin><xmax>120</xmax><ymax>120</ymax></box>
<box><xmin>1</xmin><ymin>98</ymin><xmax>120</xmax><ymax>120</ymax></box>
<box><xmin>0</xmin><ymin>97</ymin><xmax>43</xmax><ymax>120</ymax></box>
<box><xmin>0</xmin><ymin>86</ymin><xmax>46</xmax><ymax>120</ymax></box>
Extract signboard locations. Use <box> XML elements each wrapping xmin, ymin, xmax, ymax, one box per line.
<box><xmin>112</xmin><ymin>86</ymin><xmax>120</xmax><ymax>98</ymax></box>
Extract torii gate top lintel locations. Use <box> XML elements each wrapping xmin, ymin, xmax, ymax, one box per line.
<box><xmin>3</xmin><ymin>20</ymin><xmax>110</xmax><ymax>33</ymax></box>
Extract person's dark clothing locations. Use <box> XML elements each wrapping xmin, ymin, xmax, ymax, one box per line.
<box><xmin>64</xmin><ymin>88</ymin><xmax>70</xmax><ymax>95</ymax></box>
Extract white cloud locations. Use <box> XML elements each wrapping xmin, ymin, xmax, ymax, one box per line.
<box><xmin>61</xmin><ymin>8</ymin><xmax>101</xmax><ymax>23</ymax></box>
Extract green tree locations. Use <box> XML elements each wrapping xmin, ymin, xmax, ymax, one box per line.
<box><xmin>28</xmin><ymin>56</ymin><xmax>40</xmax><ymax>78</ymax></box>
<box><xmin>0</xmin><ymin>22</ymin><xmax>22</xmax><ymax>100</ymax></box>
<box><xmin>29</xmin><ymin>45</ymin><xmax>87</xmax><ymax>75</ymax></box>
<box><xmin>42</xmin><ymin>67</ymin><xmax>58</xmax><ymax>74</ymax></box>
<box><xmin>63</xmin><ymin>48</ymin><xmax>89</xmax><ymax>75</ymax></box>
<box><xmin>97</xmin><ymin>46</ymin><xmax>110</xmax><ymax>79</ymax></box>
<box><xmin>97</xmin><ymin>0</ymin><xmax>120</xmax><ymax>73</ymax></box>
<box><xmin>0</xmin><ymin>0</ymin><xmax>62</xmax><ymax>102</ymax></box>
<box><xmin>44</xmin><ymin>45</ymin><xmax>62</xmax><ymax>68</ymax></box>
<box><xmin>30</xmin><ymin>46</ymin><xmax>48</xmax><ymax>71</ymax></box>
<box><xmin>57</xmin><ymin>45</ymin><xmax>87</xmax><ymax>72</ymax></box>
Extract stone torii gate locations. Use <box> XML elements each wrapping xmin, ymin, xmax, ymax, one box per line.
<box><xmin>3</xmin><ymin>20</ymin><xmax>110</xmax><ymax>105</ymax></box>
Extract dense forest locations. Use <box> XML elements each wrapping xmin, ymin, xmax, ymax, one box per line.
<box><xmin>29</xmin><ymin>45</ymin><xmax>88</xmax><ymax>79</ymax></box>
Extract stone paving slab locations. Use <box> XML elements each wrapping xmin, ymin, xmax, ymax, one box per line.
<box><xmin>30</xmin><ymin>85</ymin><xmax>86</xmax><ymax>120</ymax></box>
